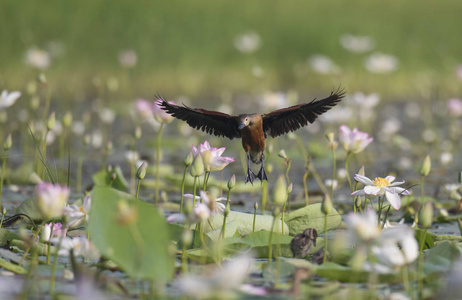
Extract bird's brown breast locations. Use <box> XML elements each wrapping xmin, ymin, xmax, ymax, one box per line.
<box><xmin>241</xmin><ymin>121</ymin><xmax>266</xmax><ymax>164</ymax></box>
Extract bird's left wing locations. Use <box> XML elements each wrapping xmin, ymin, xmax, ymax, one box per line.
<box><xmin>159</xmin><ymin>98</ymin><xmax>241</xmax><ymax>139</ymax></box>
<box><xmin>262</xmin><ymin>88</ymin><xmax>345</xmax><ymax>138</ymax></box>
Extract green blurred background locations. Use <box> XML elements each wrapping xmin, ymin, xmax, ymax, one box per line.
<box><xmin>1</xmin><ymin>0</ymin><xmax>461</xmax><ymax>100</ymax></box>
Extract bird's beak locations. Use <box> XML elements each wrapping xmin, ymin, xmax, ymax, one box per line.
<box><xmin>238</xmin><ymin>122</ymin><xmax>245</xmax><ymax>130</ymax></box>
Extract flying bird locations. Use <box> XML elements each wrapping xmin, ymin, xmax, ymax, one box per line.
<box><xmin>159</xmin><ymin>88</ymin><xmax>345</xmax><ymax>184</ymax></box>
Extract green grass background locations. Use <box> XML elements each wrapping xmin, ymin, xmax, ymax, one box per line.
<box><xmin>1</xmin><ymin>0</ymin><xmax>461</xmax><ymax>99</ymax></box>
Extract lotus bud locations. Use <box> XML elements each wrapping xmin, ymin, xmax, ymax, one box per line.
<box><xmin>266</xmin><ymin>143</ymin><xmax>273</xmax><ymax>155</ymax></box>
<box><xmin>287</xmin><ymin>132</ymin><xmax>296</xmax><ymax>140</ymax></box>
<box><xmin>83</xmin><ymin>134</ymin><xmax>91</xmax><ymax>146</ymax></box>
<box><xmin>449</xmin><ymin>190</ymin><xmax>461</xmax><ymax>201</ymax></box>
<box><xmin>419</xmin><ymin>201</ymin><xmax>433</xmax><ymax>228</ymax></box>
<box><xmin>134</xmin><ymin>126</ymin><xmax>142</xmax><ymax>140</ymax></box>
<box><xmin>161</xmin><ymin>191</ymin><xmax>168</xmax><ymax>203</ymax></box>
<box><xmin>272</xmin><ymin>175</ymin><xmax>287</xmax><ymax>205</ymax></box>
<box><xmin>228</xmin><ymin>174</ymin><xmax>236</xmax><ymax>190</ymax></box>
<box><xmin>287</xmin><ymin>183</ymin><xmax>293</xmax><ymax>194</ymax></box>
<box><xmin>40</xmin><ymin>224</ymin><xmax>51</xmax><ymax>243</ymax></box>
<box><xmin>278</xmin><ymin>149</ymin><xmax>288</xmax><ymax>160</ymax></box>
<box><xmin>36</xmin><ymin>73</ymin><xmax>47</xmax><ymax>85</ymax></box>
<box><xmin>184</xmin><ymin>152</ymin><xmax>193</xmax><ymax>167</ymax></box>
<box><xmin>106</xmin><ymin>164</ymin><xmax>113</xmax><ymax>173</ymax></box>
<box><xmin>325</xmin><ymin>132</ymin><xmax>335</xmax><ymax>143</ymax></box>
<box><xmin>29</xmin><ymin>172</ymin><xmax>43</xmax><ymax>184</ymax></box>
<box><xmin>47</xmin><ymin>112</ymin><xmax>56</xmax><ymax>131</ymax></box>
<box><xmin>321</xmin><ymin>194</ymin><xmax>333</xmax><ymax>215</ymax></box>
<box><xmin>62</xmin><ymin>111</ymin><xmax>73</xmax><ymax>128</ymax></box>
<box><xmin>30</xmin><ymin>96</ymin><xmax>40</xmax><ymax>111</ymax></box>
<box><xmin>26</xmin><ymin>81</ymin><xmax>37</xmax><ymax>95</ymax></box>
<box><xmin>254</xmin><ymin>202</ymin><xmax>258</xmax><ymax>210</ymax></box>
<box><xmin>106</xmin><ymin>141</ymin><xmax>113</xmax><ymax>153</ymax></box>
<box><xmin>82</xmin><ymin>111</ymin><xmax>91</xmax><ymax>125</ymax></box>
<box><xmin>136</xmin><ymin>162</ymin><xmax>147</xmax><ymax>180</ymax></box>
<box><xmin>273</xmin><ymin>207</ymin><xmax>280</xmax><ymax>217</ymax></box>
<box><xmin>357</xmin><ymin>165</ymin><xmax>365</xmax><ymax>176</ymax></box>
<box><xmin>182</xmin><ymin>229</ymin><xmax>193</xmax><ymax>246</ymax></box>
<box><xmin>3</xmin><ymin>134</ymin><xmax>12</xmax><ymax>151</ymax></box>
<box><xmin>107</xmin><ymin>77</ymin><xmax>119</xmax><ymax>92</ymax></box>
<box><xmin>190</xmin><ymin>153</ymin><xmax>204</xmax><ymax>177</ymax></box>
<box><xmin>419</xmin><ymin>155</ymin><xmax>431</xmax><ymax>177</ymax></box>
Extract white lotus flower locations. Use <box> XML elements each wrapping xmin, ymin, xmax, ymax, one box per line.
<box><xmin>51</xmin><ymin>236</ymin><xmax>100</xmax><ymax>259</ymax></box>
<box><xmin>64</xmin><ymin>195</ymin><xmax>91</xmax><ymax>228</ymax></box>
<box><xmin>370</xmin><ymin>226</ymin><xmax>418</xmax><ymax>269</ymax></box>
<box><xmin>25</xmin><ymin>48</ymin><xmax>51</xmax><ymax>69</ymax></box>
<box><xmin>351</xmin><ymin>174</ymin><xmax>410</xmax><ymax>210</ymax></box>
<box><xmin>340</xmin><ymin>34</ymin><xmax>374</xmax><ymax>53</ymax></box>
<box><xmin>118</xmin><ymin>49</ymin><xmax>137</xmax><ymax>68</ymax></box>
<box><xmin>309</xmin><ymin>55</ymin><xmax>341</xmax><ymax>74</ymax></box>
<box><xmin>175</xmin><ymin>254</ymin><xmax>252</xmax><ymax>298</ymax></box>
<box><xmin>234</xmin><ymin>31</ymin><xmax>261</xmax><ymax>54</ymax></box>
<box><xmin>365</xmin><ymin>52</ymin><xmax>398</xmax><ymax>74</ymax></box>
<box><xmin>0</xmin><ymin>90</ymin><xmax>21</xmax><ymax>109</ymax></box>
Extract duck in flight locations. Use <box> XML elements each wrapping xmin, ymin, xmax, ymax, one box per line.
<box><xmin>159</xmin><ymin>88</ymin><xmax>345</xmax><ymax>184</ymax></box>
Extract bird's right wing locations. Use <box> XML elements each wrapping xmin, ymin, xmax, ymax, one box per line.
<box><xmin>159</xmin><ymin>98</ymin><xmax>241</xmax><ymax>139</ymax></box>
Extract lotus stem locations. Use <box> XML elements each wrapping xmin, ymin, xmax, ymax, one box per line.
<box><xmin>323</xmin><ymin>212</ymin><xmax>328</xmax><ymax>263</ymax></box>
<box><xmin>303</xmin><ymin>162</ymin><xmax>310</xmax><ymax>206</ymax></box>
<box><xmin>154</xmin><ymin>123</ymin><xmax>164</xmax><ymax>205</ymax></box>
<box><xmin>268</xmin><ymin>209</ymin><xmax>279</xmax><ymax>263</ymax></box>
<box><xmin>330</xmin><ymin>147</ymin><xmax>336</xmax><ymax>200</ymax></box>
<box><xmin>345</xmin><ymin>152</ymin><xmax>353</xmax><ymax>190</ymax></box>
<box><xmin>417</xmin><ymin>227</ymin><xmax>428</xmax><ymax>300</ymax></box>
<box><xmin>0</xmin><ymin>150</ymin><xmax>7</xmax><ymax>211</ymax></box>
<box><xmin>180</xmin><ymin>166</ymin><xmax>188</xmax><ymax>213</ymax></box>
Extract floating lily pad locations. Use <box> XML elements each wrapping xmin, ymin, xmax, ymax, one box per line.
<box><xmin>88</xmin><ymin>186</ymin><xmax>174</xmax><ymax>282</ymax></box>
<box><xmin>285</xmin><ymin>203</ymin><xmax>342</xmax><ymax>236</ymax></box>
<box><xmin>203</xmin><ymin>211</ymin><xmax>290</xmax><ymax>236</ymax></box>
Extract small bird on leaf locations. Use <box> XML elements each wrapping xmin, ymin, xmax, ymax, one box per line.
<box><xmin>290</xmin><ymin>228</ymin><xmax>318</xmax><ymax>258</ymax></box>
<box><xmin>159</xmin><ymin>88</ymin><xmax>345</xmax><ymax>184</ymax></box>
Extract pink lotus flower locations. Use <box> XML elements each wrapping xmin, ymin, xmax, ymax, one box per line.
<box><xmin>36</xmin><ymin>182</ymin><xmax>70</xmax><ymax>220</ymax></box>
<box><xmin>192</xmin><ymin>141</ymin><xmax>234</xmax><ymax>172</ymax></box>
<box><xmin>447</xmin><ymin>98</ymin><xmax>462</xmax><ymax>117</ymax></box>
<box><xmin>40</xmin><ymin>222</ymin><xmax>66</xmax><ymax>242</ymax></box>
<box><xmin>338</xmin><ymin>125</ymin><xmax>373</xmax><ymax>154</ymax></box>
<box><xmin>134</xmin><ymin>99</ymin><xmax>155</xmax><ymax>121</ymax></box>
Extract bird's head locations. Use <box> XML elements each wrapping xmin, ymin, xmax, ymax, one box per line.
<box><xmin>303</xmin><ymin>228</ymin><xmax>318</xmax><ymax>246</ymax></box>
<box><xmin>237</xmin><ymin>114</ymin><xmax>260</xmax><ymax>130</ymax></box>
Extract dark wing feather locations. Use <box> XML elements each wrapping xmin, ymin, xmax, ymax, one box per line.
<box><xmin>262</xmin><ymin>88</ymin><xmax>345</xmax><ymax>138</ymax></box>
<box><xmin>159</xmin><ymin>98</ymin><xmax>241</xmax><ymax>139</ymax></box>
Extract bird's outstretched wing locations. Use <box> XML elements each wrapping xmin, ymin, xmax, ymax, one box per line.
<box><xmin>159</xmin><ymin>98</ymin><xmax>241</xmax><ymax>139</ymax></box>
<box><xmin>262</xmin><ymin>88</ymin><xmax>345</xmax><ymax>138</ymax></box>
